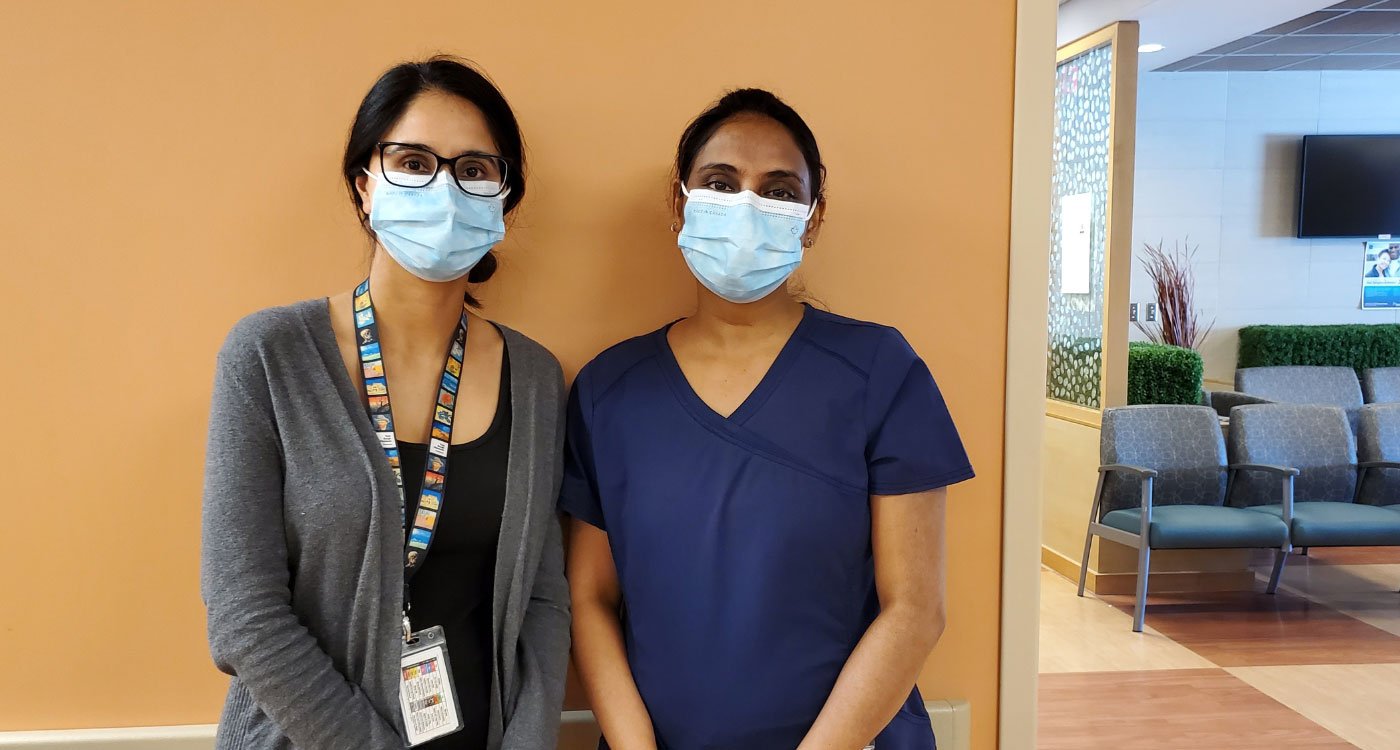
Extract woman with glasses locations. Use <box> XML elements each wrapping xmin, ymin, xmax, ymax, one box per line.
<box><xmin>201</xmin><ymin>57</ymin><xmax>570</xmax><ymax>750</ymax></box>
<box><xmin>562</xmin><ymin>89</ymin><xmax>974</xmax><ymax>750</ymax></box>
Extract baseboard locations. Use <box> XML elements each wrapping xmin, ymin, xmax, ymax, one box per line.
<box><xmin>0</xmin><ymin>703</ymin><xmax>972</xmax><ymax>750</ymax></box>
<box><xmin>0</xmin><ymin>725</ymin><xmax>216</xmax><ymax>749</ymax></box>
<box><xmin>1042</xmin><ymin>545</ymin><xmax>1256</xmax><ymax>594</ymax></box>
<box><xmin>1089</xmin><ymin>569</ymin><xmax>1257</xmax><ymax>595</ymax></box>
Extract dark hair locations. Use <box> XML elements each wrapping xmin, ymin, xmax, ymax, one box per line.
<box><xmin>342</xmin><ymin>56</ymin><xmax>526</xmax><ymax>297</ymax></box>
<box><xmin>675</xmin><ymin>88</ymin><xmax>825</xmax><ymax>202</ymax></box>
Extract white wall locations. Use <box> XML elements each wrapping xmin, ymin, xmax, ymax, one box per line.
<box><xmin>1132</xmin><ymin>70</ymin><xmax>1400</xmax><ymax>385</ymax></box>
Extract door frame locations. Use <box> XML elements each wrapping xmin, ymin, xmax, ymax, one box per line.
<box><xmin>998</xmin><ymin>0</ymin><xmax>1056</xmax><ymax>746</ymax></box>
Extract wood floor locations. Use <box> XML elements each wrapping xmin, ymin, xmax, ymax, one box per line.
<box><xmin>1039</xmin><ymin>669</ymin><xmax>1355</xmax><ymax>749</ymax></box>
<box><xmin>1038</xmin><ymin>552</ymin><xmax>1400</xmax><ymax>750</ymax></box>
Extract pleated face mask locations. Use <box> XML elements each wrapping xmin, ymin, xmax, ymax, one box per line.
<box><xmin>365</xmin><ymin>170</ymin><xmax>507</xmax><ymax>282</ymax></box>
<box><xmin>676</xmin><ymin>186</ymin><xmax>816</xmax><ymax>303</ymax></box>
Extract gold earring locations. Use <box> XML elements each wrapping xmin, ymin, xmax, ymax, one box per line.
<box><xmin>804</xmin><ymin>238</ymin><xmax>814</xmax><ymax>248</ymax></box>
<box><xmin>670</xmin><ymin>222</ymin><xmax>679</xmax><ymax>233</ymax></box>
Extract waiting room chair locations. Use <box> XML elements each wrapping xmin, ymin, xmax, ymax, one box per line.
<box><xmin>1362</xmin><ymin>367</ymin><xmax>1400</xmax><ymax>404</ymax></box>
<box><xmin>1212</xmin><ymin>367</ymin><xmax>1364</xmax><ymax>428</ymax></box>
<box><xmin>1078</xmin><ymin>405</ymin><xmax>1291</xmax><ymax>633</ymax></box>
<box><xmin>1357</xmin><ymin>404</ymin><xmax>1400</xmax><ymax>510</ymax></box>
<box><xmin>1228</xmin><ymin>405</ymin><xmax>1400</xmax><ymax>577</ymax></box>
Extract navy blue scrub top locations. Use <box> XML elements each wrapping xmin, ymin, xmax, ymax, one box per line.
<box><xmin>559</xmin><ymin>305</ymin><xmax>974</xmax><ymax>750</ymax></box>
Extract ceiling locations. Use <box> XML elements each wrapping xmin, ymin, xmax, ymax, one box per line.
<box><xmin>1058</xmin><ymin>0</ymin><xmax>1335</xmax><ymax>69</ymax></box>
<box><xmin>1161</xmin><ymin>1</ymin><xmax>1400</xmax><ymax>71</ymax></box>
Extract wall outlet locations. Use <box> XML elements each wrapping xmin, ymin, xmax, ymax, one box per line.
<box><xmin>1146</xmin><ymin>302</ymin><xmax>1158</xmax><ymax>322</ymax></box>
<box><xmin>1129</xmin><ymin>302</ymin><xmax>1139</xmax><ymax>322</ymax></box>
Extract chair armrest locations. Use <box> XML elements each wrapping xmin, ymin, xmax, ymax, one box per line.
<box><xmin>1360</xmin><ymin>460</ymin><xmax>1400</xmax><ymax>471</ymax></box>
<box><xmin>1229</xmin><ymin>463</ymin><xmax>1300</xmax><ymax>477</ymax></box>
<box><xmin>1096</xmin><ymin>465</ymin><xmax>1158</xmax><ymax>527</ymax></box>
<box><xmin>1098</xmin><ymin>464</ymin><xmax>1158</xmax><ymax>479</ymax></box>
<box><xmin>1210</xmin><ymin>391</ymin><xmax>1273</xmax><ymax>417</ymax></box>
<box><xmin>1229</xmin><ymin>463</ymin><xmax>1297</xmax><ymax>525</ymax></box>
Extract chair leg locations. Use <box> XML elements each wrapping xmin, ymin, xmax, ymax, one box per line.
<box><xmin>1079</xmin><ymin>474</ymin><xmax>1105</xmax><ymax>598</ymax></box>
<box><xmin>1266</xmin><ymin>549</ymin><xmax>1289</xmax><ymax>594</ymax></box>
<box><xmin>1133</xmin><ymin>544</ymin><xmax>1151</xmax><ymax>633</ymax></box>
<box><xmin>1077</xmin><ymin>529</ymin><xmax>1094</xmax><ymax>597</ymax></box>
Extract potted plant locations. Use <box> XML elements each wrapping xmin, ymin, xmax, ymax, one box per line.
<box><xmin>1128</xmin><ymin>240</ymin><xmax>1213</xmax><ymax>405</ymax></box>
<box><xmin>1136</xmin><ymin>239</ymin><xmax>1213</xmax><ymax>350</ymax></box>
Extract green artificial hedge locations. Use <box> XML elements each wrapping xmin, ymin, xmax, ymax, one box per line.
<box><xmin>1127</xmin><ymin>342</ymin><xmax>1204</xmax><ymax>405</ymax></box>
<box><xmin>1237</xmin><ymin>324</ymin><xmax>1400</xmax><ymax>370</ymax></box>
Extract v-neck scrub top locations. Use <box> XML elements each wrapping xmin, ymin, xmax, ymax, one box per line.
<box><xmin>559</xmin><ymin>305</ymin><xmax>974</xmax><ymax>750</ymax></box>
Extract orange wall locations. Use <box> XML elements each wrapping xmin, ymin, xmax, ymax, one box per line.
<box><xmin>0</xmin><ymin>2</ymin><xmax>1013</xmax><ymax>746</ymax></box>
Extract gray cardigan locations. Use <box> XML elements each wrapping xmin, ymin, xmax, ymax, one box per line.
<box><xmin>200</xmin><ymin>299</ymin><xmax>571</xmax><ymax>750</ymax></box>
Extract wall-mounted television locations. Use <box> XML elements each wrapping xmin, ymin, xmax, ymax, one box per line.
<box><xmin>1298</xmin><ymin>135</ymin><xmax>1400</xmax><ymax>238</ymax></box>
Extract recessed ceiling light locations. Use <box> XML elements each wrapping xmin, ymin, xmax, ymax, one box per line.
<box><xmin>1139</xmin><ymin>43</ymin><xmax>1165</xmax><ymax>53</ymax></box>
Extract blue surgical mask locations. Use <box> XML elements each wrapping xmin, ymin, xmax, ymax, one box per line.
<box><xmin>364</xmin><ymin>170</ymin><xmax>507</xmax><ymax>282</ymax></box>
<box><xmin>677</xmin><ymin>186</ymin><xmax>816</xmax><ymax>303</ymax></box>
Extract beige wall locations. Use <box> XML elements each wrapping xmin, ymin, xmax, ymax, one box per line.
<box><xmin>0</xmin><ymin>2</ymin><xmax>1015</xmax><ymax>746</ymax></box>
<box><xmin>1041</xmin><ymin>417</ymin><xmax>1104</xmax><ymax>566</ymax></box>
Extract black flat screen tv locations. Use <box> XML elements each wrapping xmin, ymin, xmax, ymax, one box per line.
<box><xmin>1298</xmin><ymin>134</ymin><xmax>1400</xmax><ymax>238</ymax></box>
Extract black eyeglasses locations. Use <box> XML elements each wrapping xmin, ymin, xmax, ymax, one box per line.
<box><xmin>375</xmin><ymin>142</ymin><xmax>510</xmax><ymax>198</ymax></box>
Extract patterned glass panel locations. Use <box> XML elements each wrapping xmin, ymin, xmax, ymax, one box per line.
<box><xmin>1047</xmin><ymin>43</ymin><xmax>1113</xmax><ymax>409</ymax></box>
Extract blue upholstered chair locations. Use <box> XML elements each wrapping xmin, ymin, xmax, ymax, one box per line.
<box><xmin>1078</xmin><ymin>405</ymin><xmax>1291</xmax><ymax>632</ymax></box>
<box><xmin>1357</xmin><ymin>404</ymin><xmax>1400</xmax><ymax>509</ymax></box>
<box><xmin>1228</xmin><ymin>405</ymin><xmax>1400</xmax><ymax>569</ymax></box>
<box><xmin>1236</xmin><ymin>366</ymin><xmax>1365</xmax><ymax>407</ymax></box>
<box><xmin>1212</xmin><ymin>367</ymin><xmax>1364</xmax><ymax>429</ymax></box>
<box><xmin>1363</xmin><ymin>368</ymin><xmax>1400</xmax><ymax>404</ymax></box>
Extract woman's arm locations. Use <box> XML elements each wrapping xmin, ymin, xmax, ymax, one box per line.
<box><xmin>201</xmin><ymin>342</ymin><xmax>402</xmax><ymax>749</ymax></box>
<box><xmin>797</xmin><ymin>488</ymin><xmax>948</xmax><ymax>750</ymax></box>
<box><xmin>567</xmin><ymin>519</ymin><xmax>658</xmax><ymax>750</ymax></box>
<box><xmin>501</xmin><ymin>514</ymin><xmax>573</xmax><ymax>749</ymax></box>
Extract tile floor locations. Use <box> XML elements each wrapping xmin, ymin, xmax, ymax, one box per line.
<box><xmin>1038</xmin><ymin>547</ymin><xmax>1400</xmax><ymax>749</ymax></box>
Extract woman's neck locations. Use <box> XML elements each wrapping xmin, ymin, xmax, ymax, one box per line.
<box><xmin>684</xmin><ymin>285</ymin><xmax>805</xmax><ymax>349</ymax></box>
<box><xmin>366</xmin><ymin>253</ymin><xmax>474</xmax><ymax>357</ymax></box>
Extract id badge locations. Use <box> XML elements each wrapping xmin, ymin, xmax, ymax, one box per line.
<box><xmin>399</xmin><ymin>626</ymin><xmax>463</xmax><ymax>746</ymax></box>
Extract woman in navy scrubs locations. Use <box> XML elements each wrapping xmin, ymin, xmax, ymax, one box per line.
<box><xmin>561</xmin><ymin>89</ymin><xmax>974</xmax><ymax>750</ymax></box>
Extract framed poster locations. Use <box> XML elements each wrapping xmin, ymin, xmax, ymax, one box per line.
<box><xmin>1059</xmin><ymin>192</ymin><xmax>1093</xmax><ymax>295</ymax></box>
<box><xmin>1363</xmin><ymin>240</ymin><xmax>1400</xmax><ymax>309</ymax></box>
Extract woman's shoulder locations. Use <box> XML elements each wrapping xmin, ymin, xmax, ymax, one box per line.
<box><xmin>574</xmin><ymin>327</ymin><xmax>668</xmax><ymax>397</ymax></box>
<box><xmin>218</xmin><ymin>298</ymin><xmax>327</xmax><ymax>366</ymax></box>
<box><xmin>802</xmin><ymin>306</ymin><xmax>918</xmax><ymax>373</ymax></box>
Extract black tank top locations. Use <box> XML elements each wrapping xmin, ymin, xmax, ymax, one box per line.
<box><xmin>398</xmin><ymin>351</ymin><xmax>510</xmax><ymax>749</ymax></box>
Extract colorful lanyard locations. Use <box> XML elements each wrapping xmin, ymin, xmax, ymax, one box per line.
<box><xmin>353</xmin><ymin>279</ymin><xmax>468</xmax><ymax>627</ymax></box>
